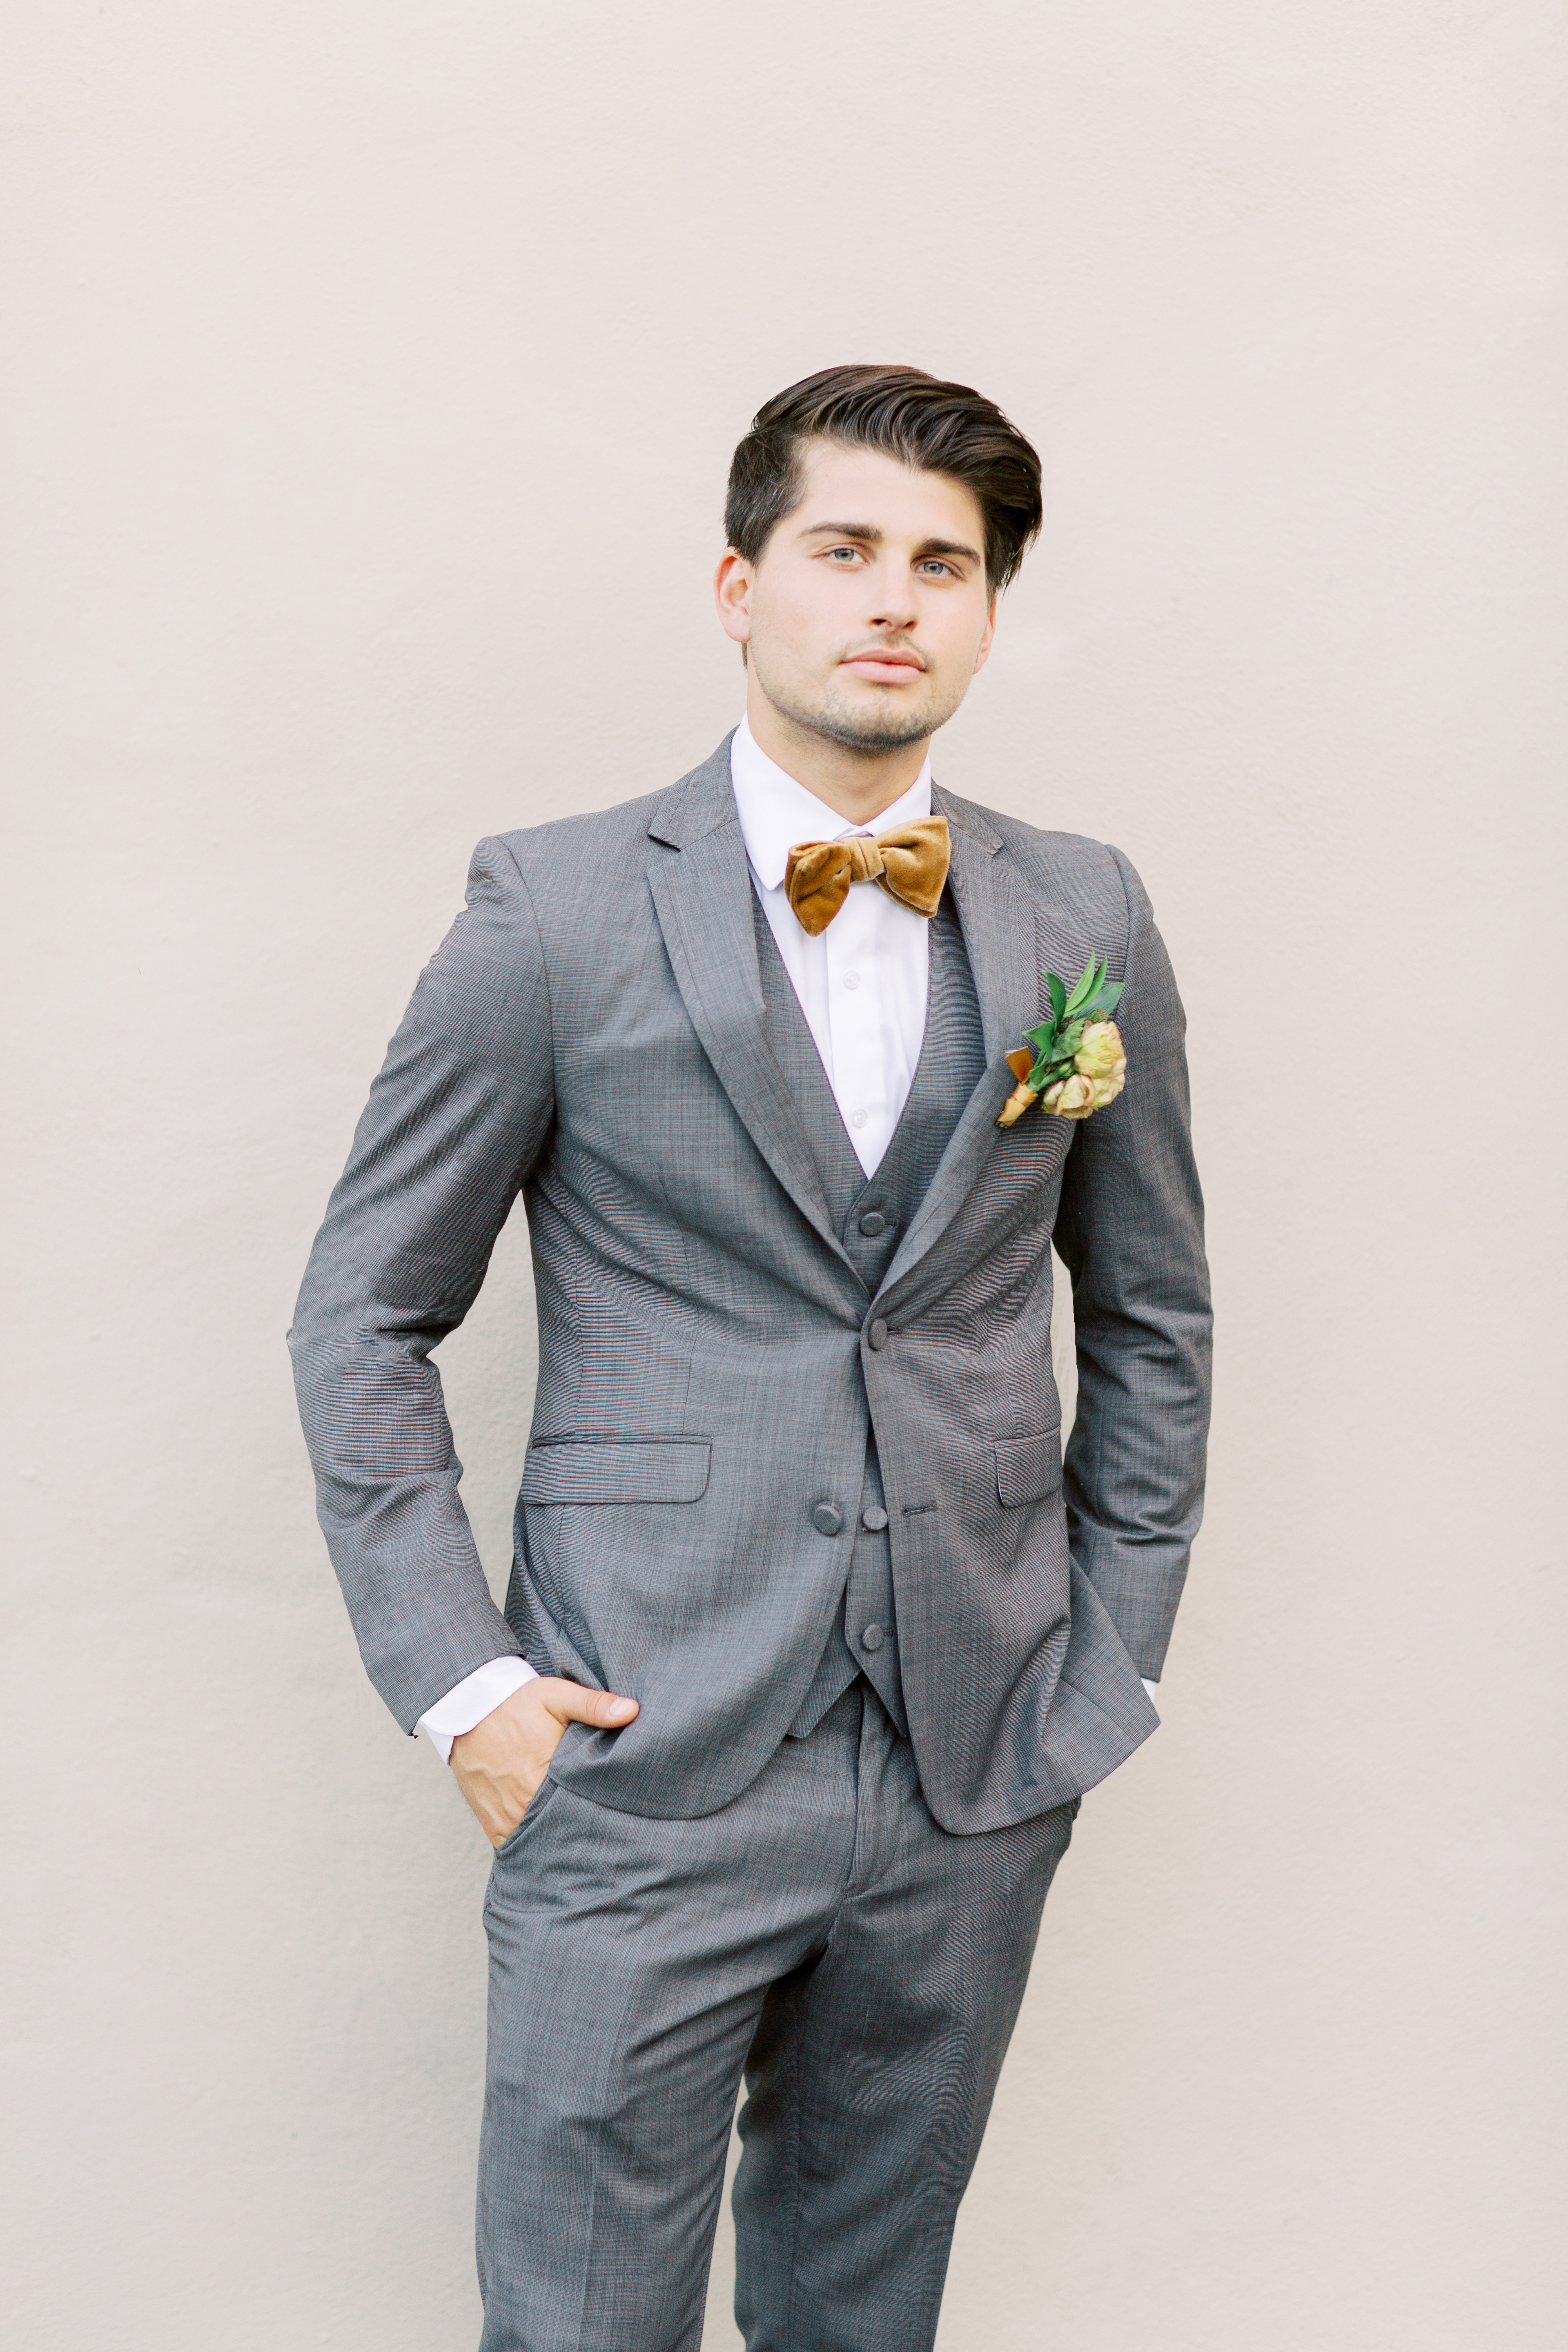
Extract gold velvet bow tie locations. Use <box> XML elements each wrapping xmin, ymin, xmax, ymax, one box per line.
<box><xmin>782</xmin><ymin>815</ymin><xmax>951</xmax><ymax>937</ymax></box>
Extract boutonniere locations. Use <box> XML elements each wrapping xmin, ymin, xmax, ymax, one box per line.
<box><xmin>997</xmin><ymin>955</ymin><xmax>1127</xmax><ymax>1127</ymax></box>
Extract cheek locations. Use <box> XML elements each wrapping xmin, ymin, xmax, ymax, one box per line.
<box><xmin>757</xmin><ymin>580</ymin><xmax>836</xmax><ymax>668</ymax></box>
<box><xmin>930</xmin><ymin>602</ymin><xmax>992</xmax><ymax>673</ymax></box>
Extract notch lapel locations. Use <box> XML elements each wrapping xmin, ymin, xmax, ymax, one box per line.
<box><xmin>877</xmin><ymin>789</ymin><xmax>1045</xmax><ymax>1296</ymax></box>
<box><xmin>645</xmin><ymin>745</ymin><xmax>857</xmax><ymax>1280</ymax></box>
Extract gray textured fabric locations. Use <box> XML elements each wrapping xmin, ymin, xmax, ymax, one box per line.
<box><xmin>786</xmin><ymin>1445</ymin><xmax>900</xmax><ymax>1737</ymax></box>
<box><xmin>756</xmin><ymin>886</ymin><xmax>985</xmax><ymax>1737</ymax></box>
<box><xmin>288</xmin><ymin>735</ymin><xmax>1211</xmax><ymax>1830</ymax></box>
<box><xmin>751</xmin><ymin>886</ymin><xmax>986</xmax><ymax>1296</ymax></box>
<box><xmin>478</xmin><ymin>1682</ymin><xmax>1074</xmax><ymax>2352</ymax></box>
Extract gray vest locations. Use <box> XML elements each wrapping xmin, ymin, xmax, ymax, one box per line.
<box><xmin>752</xmin><ymin>887</ymin><xmax>987</xmax><ymax>1737</ymax></box>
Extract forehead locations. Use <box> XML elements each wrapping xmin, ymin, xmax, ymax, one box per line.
<box><xmin>789</xmin><ymin>438</ymin><xmax>984</xmax><ymax>547</ymax></box>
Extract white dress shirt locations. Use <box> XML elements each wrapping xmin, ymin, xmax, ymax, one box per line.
<box><xmin>729</xmin><ymin>713</ymin><xmax>933</xmax><ymax>1177</ymax></box>
<box><xmin>417</xmin><ymin>720</ymin><xmax>1157</xmax><ymax>1760</ymax></box>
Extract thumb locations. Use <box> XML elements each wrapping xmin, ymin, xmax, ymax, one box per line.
<box><xmin>550</xmin><ymin>1682</ymin><xmax>639</xmax><ymax>1731</ymax></box>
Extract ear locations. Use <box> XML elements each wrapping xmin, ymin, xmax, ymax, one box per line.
<box><xmin>714</xmin><ymin>548</ymin><xmax>753</xmax><ymax>648</ymax></box>
<box><xmin>972</xmin><ymin>595</ymin><xmax>998</xmax><ymax>675</ymax></box>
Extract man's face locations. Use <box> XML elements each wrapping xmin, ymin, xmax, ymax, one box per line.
<box><xmin>716</xmin><ymin>439</ymin><xmax>997</xmax><ymax>754</ymax></box>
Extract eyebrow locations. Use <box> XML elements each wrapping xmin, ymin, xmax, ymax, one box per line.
<box><xmin>798</xmin><ymin>520</ymin><xmax>983</xmax><ymax>566</ymax></box>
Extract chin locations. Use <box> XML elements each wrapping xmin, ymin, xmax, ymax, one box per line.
<box><xmin>816</xmin><ymin>692</ymin><xmax>944</xmax><ymax>754</ymax></box>
<box><xmin>756</xmin><ymin>658</ymin><xmax>952</xmax><ymax>754</ymax></box>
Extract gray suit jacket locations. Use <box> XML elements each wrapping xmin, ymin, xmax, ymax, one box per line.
<box><xmin>289</xmin><ymin>737</ymin><xmax>1211</xmax><ymax>1831</ymax></box>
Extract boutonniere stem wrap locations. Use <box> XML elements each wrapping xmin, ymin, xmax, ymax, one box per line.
<box><xmin>998</xmin><ymin>955</ymin><xmax>1127</xmax><ymax>1126</ymax></box>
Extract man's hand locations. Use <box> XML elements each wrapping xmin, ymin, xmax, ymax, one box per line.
<box><xmin>450</xmin><ymin>1677</ymin><xmax>639</xmax><ymax>1847</ymax></box>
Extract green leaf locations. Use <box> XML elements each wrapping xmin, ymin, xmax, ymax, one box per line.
<box><xmin>1076</xmin><ymin>978</ymin><xmax>1124</xmax><ymax>1023</ymax></box>
<box><xmin>1065</xmin><ymin>954</ymin><xmax>1107</xmax><ymax>1016</ymax></box>
<box><xmin>1025</xmin><ymin>951</ymin><xmax>1126</xmax><ymax>1084</ymax></box>
<box><xmin>1027</xmin><ymin>1038</ymin><xmax>1076</xmax><ymax>1085</ymax></box>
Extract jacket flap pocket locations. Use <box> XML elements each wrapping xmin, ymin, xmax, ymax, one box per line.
<box><xmin>523</xmin><ymin>1437</ymin><xmax>712</xmax><ymax>1506</ymax></box>
<box><xmin>994</xmin><ymin>1429</ymin><xmax>1064</xmax><ymax>1508</ymax></box>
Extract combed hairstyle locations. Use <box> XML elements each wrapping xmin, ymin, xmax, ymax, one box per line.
<box><xmin>724</xmin><ymin>364</ymin><xmax>1043</xmax><ymax>593</ymax></box>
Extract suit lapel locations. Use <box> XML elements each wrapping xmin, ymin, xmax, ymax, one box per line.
<box><xmin>645</xmin><ymin>743</ymin><xmax>856</xmax><ymax>1276</ymax></box>
<box><xmin>877</xmin><ymin>788</ymin><xmax>1044</xmax><ymax>1296</ymax></box>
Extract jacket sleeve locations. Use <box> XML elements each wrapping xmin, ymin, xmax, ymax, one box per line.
<box><xmin>287</xmin><ymin>836</ymin><xmax>555</xmax><ymax>1731</ymax></box>
<box><xmin>1051</xmin><ymin>847</ymin><xmax>1212</xmax><ymax>1679</ymax></box>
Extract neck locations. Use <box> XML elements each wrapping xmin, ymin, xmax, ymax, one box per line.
<box><xmin>744</xmin><ymin>682</ymin><xmax>928</xmax><ymax>826</ymax></box>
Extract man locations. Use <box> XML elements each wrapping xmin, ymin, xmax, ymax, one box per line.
<box><xmin>290</xmin><ymin>363</ymin><xmax>1211</xmax><ymax>2352</ymax></box>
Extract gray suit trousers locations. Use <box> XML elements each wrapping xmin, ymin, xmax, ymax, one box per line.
<box><xmin>479</xmin><ymin>1683</ymin><xmax>1074</xmax><ymax>2352</ymax></box>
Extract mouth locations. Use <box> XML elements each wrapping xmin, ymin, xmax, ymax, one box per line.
<box><xmin>839</xmin><ymin>648</ymin><xmax>927</xmax><ymax>684</ymax></box>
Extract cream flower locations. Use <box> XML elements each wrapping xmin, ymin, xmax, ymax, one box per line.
<box><xmin>1040</xmin><ymin>1070</ymin><xmax>1098</xmax><ymax>1119</ymax></box>
<box><xmin>1074</xmin><ymin>1021</ymin><xmax>1125</xmax><ymax>1083</ymax></box>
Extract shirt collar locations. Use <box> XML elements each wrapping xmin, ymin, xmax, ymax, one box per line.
<box><xmin>728</xmin><ymin>713</ymin><xmax>933</xmax><ymax>893</ymax></box>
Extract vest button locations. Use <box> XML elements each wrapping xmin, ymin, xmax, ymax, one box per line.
<box><xmin>811</xmin><ymin>1502</ymin><xmax>843</xmax><ymax>1537</ymax></box>
<box><xmin>860</xmin><ymin>1504</ymin><xmax>889</xmax><ymax>1531</ymax></box>
<box><xmin>867</xmin><ymin>1319</ymin><xmax>889</xmax><ymax>1351</ymax></box>
<box><xmin>858</xmin><ymin>1211</ymin><xmax>886</xmax><ymax>1236</ymax></box>
<box><xmin>860</xmin><ymin>1623</ymin><xmax>885</xmax><ymax>1651</ymax></box>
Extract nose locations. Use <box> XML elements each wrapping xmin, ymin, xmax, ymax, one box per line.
<box><xmin>864</xmin><ymin>556</ymin><xmax>918</xmax><ymax>635</ymax></box>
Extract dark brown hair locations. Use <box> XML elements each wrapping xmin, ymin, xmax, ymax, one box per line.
<box><xmin>724</xmin><ymin>364</ymin><xmax>1043</xmax><ymax>592</ymax></box>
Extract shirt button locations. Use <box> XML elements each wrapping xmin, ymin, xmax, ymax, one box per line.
<box><xmin>850</xmin><ymin>1109</ymin><xmax>869</xmax><ymax>1130</ymax></box>
<box><xmin>860</xmin><ymin>1504</ymin><xmax>889</xmax><ymax>1532</ymax></box>
<box><xmin>811</xmin><ymin>1502</ymin><xmax>843</xmax><ymax>1537</ymax></box>
<box><xmin>842</xmin><ymin>970</ymin><xmax>861</xmax><ymax>991</ymax></box>
<box><xmin>860</xmin><ymin>1623</ymin><xmax>885</xmax><ymax>1652</ymax></box>
<box><xmin>858</xmin><ymin>1211</ymin><xmax>886</xmax><ymax>1236</ymax></box>
<box><xmin>867</xmin><ymin>1319</ymin><xmax>888</xmax><ymax>1350</ymax></box>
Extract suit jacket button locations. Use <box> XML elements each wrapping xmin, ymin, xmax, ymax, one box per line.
<box><xmin>811</xmin><ymin>1502</ymin><xmax>842</xmax><ymax>1537</ymax></box>
<box><xmin>858</xmin><ymin>1211</ymin><xmax>886</xmax><ymax>1236</ymax></box>
<box><xmin>867</xmin><ymin>1319</ymin><xmax>888</xmax><ymax>1350</ymax></box>
<box><xmin>860</xmin><ymin>1504</ymin><xmax>889</xmax><ymax>1531</ymax></box>
<box><xmin>860</xmin><ymin>1623</ymin><xmax>885</xmax><ymax>1651</ymax></box>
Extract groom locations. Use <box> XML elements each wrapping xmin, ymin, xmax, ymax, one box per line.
<box><xmin>290</xmin><ymin>364</ymin><xmax>1211</xmax><ymax>2351</ymax></box>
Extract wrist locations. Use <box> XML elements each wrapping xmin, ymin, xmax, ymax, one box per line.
<box><xmin>417</xmin><ymin>1655</ymin><xmax>541</xmax><ymax>1763</ymax></box>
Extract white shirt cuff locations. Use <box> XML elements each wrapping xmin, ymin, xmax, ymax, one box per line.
<box><xmin>1142</xmin><ymin>1678</ymin><xmax>1159</xmax><ymax>1701</ymax></box>
<box><xmin>417</xmin><ymin>1656</ymin><xmax>540</xmax><ymax>1763</ymax></box>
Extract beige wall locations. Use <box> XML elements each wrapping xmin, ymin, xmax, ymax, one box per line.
<box><xmin>5</xmin><ymin>4</ymin><xmax>1564</xmax><ymax>2344</ymax></box>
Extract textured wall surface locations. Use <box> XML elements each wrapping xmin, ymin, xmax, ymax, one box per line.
<box><xmin>4</xmin><ymin>4</ymin><xmax>1564</xmax><ymax>2345</ymax></box>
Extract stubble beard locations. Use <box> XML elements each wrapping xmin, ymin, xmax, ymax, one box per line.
<box><xmin>752</xmin><ymin>650</ymin><xmax>966</xmax><ymax>760</ymax></box>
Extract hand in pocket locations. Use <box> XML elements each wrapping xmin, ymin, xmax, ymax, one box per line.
<box><xmin>450</xmin><ymin>1677</ymin><xmax>638</xmax><ymax>1846</ymax></box>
